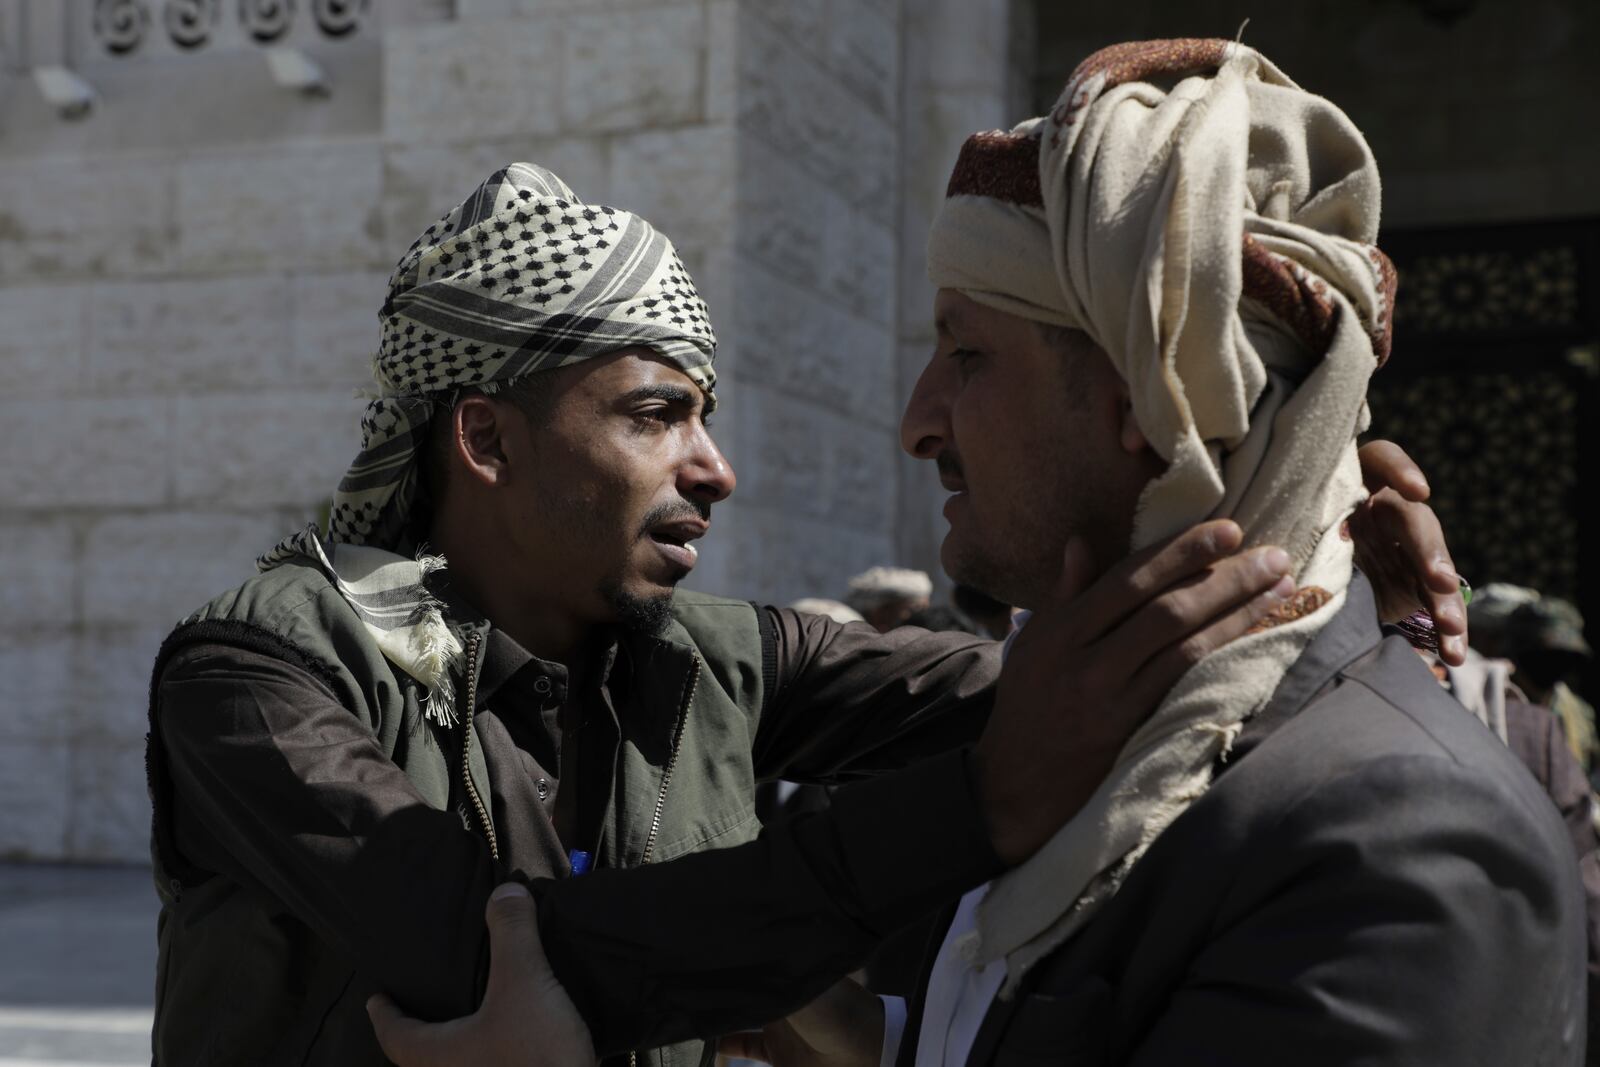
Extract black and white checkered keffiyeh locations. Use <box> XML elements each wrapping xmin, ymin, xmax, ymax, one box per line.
<box><xmin>256</xmin><ymin>163</ymin><xmax>718</xmax><ymax>720</ymax></box>
<box><xmin>273</xmin><ymin>161</ymin><xmax>717</xmax><ymax>558</ymax></box>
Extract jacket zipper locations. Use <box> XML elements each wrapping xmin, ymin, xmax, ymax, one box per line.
<box><xmin>459</xmin><ymin>630</ymin><xmax>499</xmax><ymax>862</ymax></box>
<box><xmin>627</xmin><ymin>656</ymin><xmax>701</xmax><ymax>1067</ymax></box>
<box><xmin>639</xmin><ymin>656</ymin><xmax>698</xmax><ymax>866</ymax></box>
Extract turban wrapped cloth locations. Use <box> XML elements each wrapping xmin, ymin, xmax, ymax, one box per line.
<box><xmin>927</xmin><ymin>40</ymin><xmax>1398</xmax><ymax>988</ymax></box>
<box><xmin>256</xmin><ymin>163</ymin><xmax>718</xmax><ymax>721</ymax></box>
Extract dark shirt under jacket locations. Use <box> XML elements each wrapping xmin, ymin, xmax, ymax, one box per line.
<box><xmin>158</xmin><ymin>609</ymin><xmax>1002</xmax><ymax>1057</ymax></box>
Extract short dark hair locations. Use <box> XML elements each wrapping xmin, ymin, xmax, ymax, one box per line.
<box><xmin>411</xmin><ymin>373</ymin><xmax>560</xmax><ymax>537</ymax></box>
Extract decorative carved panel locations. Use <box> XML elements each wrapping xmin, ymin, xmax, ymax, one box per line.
<box><xmin>1367</xmin><ymin>364</ymin><xmax>1584</xmax><ymax>600</ymax></box>
<box><xmin>1398</xmin><ymin>246</ymin><xmax>1580</xmax><ymax>337</ymax></box>
<box><xmin>1365</xmin><ymin>219</ymin><xmax>1598</xmax><ymax>656</ymax></box>
<box><xmin>86</xmin><ymin>0</ymin><xmax>371</xmax><ymax>59</ymax></box>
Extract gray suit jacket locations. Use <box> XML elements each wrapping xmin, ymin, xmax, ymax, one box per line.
<box><xmin>897</xmin><ymin>576</ymin><xmax>1587</xmax><ymax>1066</ymax></box>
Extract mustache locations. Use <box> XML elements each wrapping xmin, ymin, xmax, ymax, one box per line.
<box><xmin>638</xmin><ymin>497</ymin><xmax>711</xmax><ymax>536</ymax></box>
<box><xmin>935</xmin><ymin>452</ymin><xmax>963</xmax><ymax>480</ymax></box>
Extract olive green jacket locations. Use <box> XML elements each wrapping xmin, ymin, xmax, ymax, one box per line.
<box><xmin>147</xmin><ymin>561</ymin><xmax>1001</xmax><ymax>1066</ymax></box>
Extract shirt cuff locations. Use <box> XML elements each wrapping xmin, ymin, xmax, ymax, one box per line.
<box><xmin>879</xmin><ymin>995</ymin><xmax>907</xmax><ymax>1067</ymax></box>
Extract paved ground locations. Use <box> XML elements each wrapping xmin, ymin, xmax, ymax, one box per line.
<box><xmin>0</xmin><ymin>865</ymin><xmax>156</xmax><ymax>1067</ymax></box>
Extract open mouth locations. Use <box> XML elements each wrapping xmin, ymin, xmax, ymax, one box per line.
<box><xmin>646</xmin><ymin>521</ymin><xmax>706</xmax><ymax>570</ymax></box>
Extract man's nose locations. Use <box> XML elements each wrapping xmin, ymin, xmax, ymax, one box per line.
<box><xmin>900</xmin><ymin>354</ymin><xmax>950</xmax><ymax>460</ymax></box>
<box><xmin>680</xmin><ymin>431</ymin><xmax>736</xmax><ymax>503</ymax></box>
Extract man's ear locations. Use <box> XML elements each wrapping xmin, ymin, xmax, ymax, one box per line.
<box><xmin>454</xmin><ymin>395</ymin><xmax>512</xmax><ymax>487</ymax></box>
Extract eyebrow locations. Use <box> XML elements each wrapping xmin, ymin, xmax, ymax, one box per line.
<box><xmin>620</xmin><ymin>383</ymin><xmax>699</xmax><ymax>407</ymax></box>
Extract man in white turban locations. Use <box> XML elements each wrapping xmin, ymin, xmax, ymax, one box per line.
<box><xmin>831</xmin><ymin>37</ymin><xmax>1578</xmax><ymax>1066</ymax></box>
<box><xmin>845</xmin><ymin>567</ymin><xmax>935</xmax><ymax>631</ymax></box>
<box><xmin>705</xmin><ymin>36</ymin><xmax>1577</xmax><ymax>1067</ymax></box>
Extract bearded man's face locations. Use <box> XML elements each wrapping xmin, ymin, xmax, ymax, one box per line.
<box><xmin>503</xmin><ymin>349</ymin><xmax>735</xmax><ymax>633</ymax></box>
<box><xmin>899</xmin><ymin>290</ymin><xmax>1150</xmax><ymax>609</ymax></box>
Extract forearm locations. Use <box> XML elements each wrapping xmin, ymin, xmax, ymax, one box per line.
<box><xmin>535</xmin><ymin>749</ymin><xmax>1001</xmax><ymax>1056</ymax></box>
<box><xmin>754</xmin><ymin>607</ymin><xmax>999</xmax><ymax>782</ymax></box>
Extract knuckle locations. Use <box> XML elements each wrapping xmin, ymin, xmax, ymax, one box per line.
<box><xmin>1175</xmin><ymin>634</ymin><xmax>1210</xmax><ymax>665</ymax></box>
<box><xmin>1115</xmin><ymin>558</ymin><xmax>1158</xmax><ymax>601</ymax></box>
<box><xmin>1150</xmin><ymin>591</ymin><xmax>1190</xmax><ymax>633</ymax></box>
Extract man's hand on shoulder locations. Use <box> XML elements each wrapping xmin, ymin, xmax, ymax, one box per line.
<box><xmin>974</xmin><ymin>520</ymin><xmax>1293</xmax><ymax>865</ymax></box>
<box><xmin>1352</xmin><ymin>440</ymin><xmax>1467</xmax><ymax>664</ymax></box>
<box><xmin>368</xmin><ymin>883</ymin><xmax>596</xmax><ymax>1067</ymax></box>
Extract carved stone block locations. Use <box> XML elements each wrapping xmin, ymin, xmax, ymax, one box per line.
<box><xmin>171</xmin><ymin>391</ymin><xmax>361</xmax><ymax>508</ymax></box>
<box><xmin>0</xmin><ymin>397</ymin><xmax>169</xmax><ymax>508</ymax></box>
<box><xmin>82</xmin><ymin>513</ymin><xmax>284</xmax><ymax>627</ymax></box>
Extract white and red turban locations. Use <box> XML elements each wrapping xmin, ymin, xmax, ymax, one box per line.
<box><xmin>929</xmin><ymin>40</ymin><xmax>1399</xmax><ymax>989</ymax></box>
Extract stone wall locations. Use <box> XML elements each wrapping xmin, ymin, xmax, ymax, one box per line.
<box><xmin>0</xmin><ymin>0</ymin><xmax>992</xmax><ymax>862</ymax></box>
<box><xmin>1</xmin><ymin>2</ymin><xmax>395</xmax><ymax>864</ymax></box>
<box><xmin>16</xmin><ymin>0</ymin><xmax>1584</xmax><ymax>865</ymax></box>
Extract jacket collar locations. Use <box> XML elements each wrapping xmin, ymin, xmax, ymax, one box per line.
<box><xmin>1221</xmin><ymin>569</ymin><xmax>1384</xmax><ymax>771</ymax></box>
<box><xmin>951</xmin><ymin>574</ymin><xmax>1387</xmax><ymax>1067</ymax></box>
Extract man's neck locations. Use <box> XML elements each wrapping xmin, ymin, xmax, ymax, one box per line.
<box><xmin>428</xmin><ymin>524</ymin><xmax>593</xmax><ymax>665</ymax></box>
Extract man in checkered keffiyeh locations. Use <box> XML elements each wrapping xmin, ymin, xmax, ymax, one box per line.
<box><xmin>270</xmin><ymin>162</ymin><xmax>716</xmax><ymax>560</ymax></box>
<box><xmin>255</xmin><ymin>163</ymin><xmax>721</xmax><ymax>715</ymax></box>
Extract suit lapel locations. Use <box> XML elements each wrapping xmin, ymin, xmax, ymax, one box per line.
<box><xmin>1221</xmin><ymin>572</ymin><xmax>1383</xmax><ymax>773</ymax></box>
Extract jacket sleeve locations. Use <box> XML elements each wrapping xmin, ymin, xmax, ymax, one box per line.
<box><xmin>751</xmin><ymin>607</ymin><xmax>1000</xmax><ymax>783</ymax></box>
<box><xmin>1128</xmin><ymin>753</ymin><xmax>1587</xmax><ymax>1067</ymax></box>
<box><xmin>534</xmin><ymin>748</ymin><xmax>1003</xmax><ymax>1057</ymax></box>
<box><xmin>155</xmin><ymin>642</ymin><xmax>497</xmax><ymax>1021</ymax></box>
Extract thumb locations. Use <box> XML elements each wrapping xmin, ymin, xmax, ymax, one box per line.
<box><xmin>367</xmin><ymin>993</ymin><xmax>447</xmax><ymax>1066</ymax></box>
<box><xmin>484</xmin><ymin>881</ymin><xmax>547</xmax><ymax>1001</ymax></box>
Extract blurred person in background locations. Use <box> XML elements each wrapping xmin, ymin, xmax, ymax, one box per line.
<box><xmin>1469</xmin><ymin>584</ymin><xmax>1598</xmax><ymax>777</ymax></box>
<box><xmin>1465</xmin><ymin>581</ymin><xmax>1543</xmax><ymax>658</ymax></box>
<box><xmin>1418</xmin><ymin>638</ymin><xmax>1600</xmax><ymax>1063</ymax></box>
<box><xmin>787</xmin><ymin>598</ymin><xmax>866</xmax><ymax>625</ymax></box>
<box><xmin>844</xmin><ymin>566</ymin><xmax>934</xmax><ymax>631</ymax></box>
<box><xmin>901</xmin><ymin>604</ymin><xmax>977</xmax><ymax>634</ymax></box>
<box><xmin>1508</xmin><ymin>598</ymin><xmax>1598</xmax><ymax>777</ymax></box>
